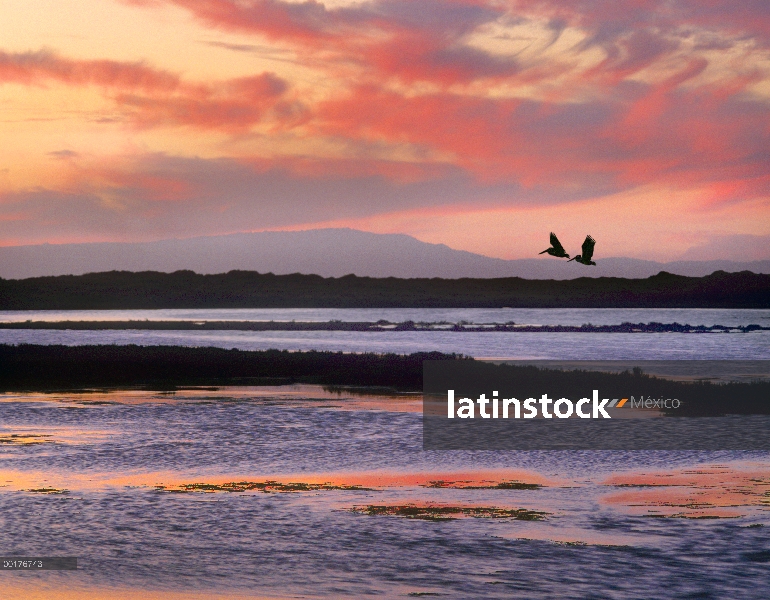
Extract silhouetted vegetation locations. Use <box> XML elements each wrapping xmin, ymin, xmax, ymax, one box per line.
<box><xmin>0</xmin><ymin>269</ymin><xmax>768</xmax><ymax>308</ymax></box>
<box><xmin>0</xmin><ymin>344</ymin><xmax>458</xmax><ymax>391</ymax></box>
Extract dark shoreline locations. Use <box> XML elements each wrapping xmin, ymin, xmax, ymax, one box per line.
<box><xmin>1</xmin><ymin>269</ymin><xmax>768</xmax><ymax>308</ymax></box>
<box><xmin>2</xmin><ymin>345</ymin><xmax>768</xmax><ymax>416</ymax></box>
<box><xmin>0</xmin><ymin>344</ymin><xmax>455</xmax><ymax>392</ymax></box>
<box><xmin>1</xmin><ymin>320</ymin><xmax>767</xmax><ymax>333</ymax></box>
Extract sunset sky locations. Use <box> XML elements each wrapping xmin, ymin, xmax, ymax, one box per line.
<box><xmin>1</xmin><ymin>0</ymin><xmax>768</xmax><ymax>260</ymax></box>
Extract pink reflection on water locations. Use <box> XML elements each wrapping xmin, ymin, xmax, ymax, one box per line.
<box><xmin>2</xmin><ymin>583</ymin><xmax>287</xmax><ymax>600</ymax></box>
<box><xmin>0</xmin><ymin>386</ymin><xmax>423</xmax><ymax>412</ymax></box>
<box><xmin>601</xmin><ymin>464</ymin><xmax>770</xmax><ymax>518</ymax></box>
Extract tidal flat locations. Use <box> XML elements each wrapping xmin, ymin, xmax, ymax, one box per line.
<box><xmin>1</xmin><ymin>386</ymin><xmax>769</xmax><ymax>599</ymax></box>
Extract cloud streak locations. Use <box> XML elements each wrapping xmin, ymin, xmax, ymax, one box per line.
<box><xmin>0</xmin><ymin>49</ymin><xmax>291</xmax><ymax>131</ymax></box>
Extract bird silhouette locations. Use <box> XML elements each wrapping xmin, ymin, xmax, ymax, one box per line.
<box><xmin>538</xmin><ymin>232</ymin><xmax>570</xmax><ymax>259</ymax></box>
<box><xmin>567</xmin><ymin>235</ymin><xmax>597</xmax><ymax>265</ymax></box>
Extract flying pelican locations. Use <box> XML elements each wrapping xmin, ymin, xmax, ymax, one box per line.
<box><xmin>538</xmin><ymin>232</ymin><xmax>570</xmax><ymax>259</ymax></box>
<box><xmin>567</xmin><ymin>235</ymin><xmax>597</xmax><ymax>265</ymax></box>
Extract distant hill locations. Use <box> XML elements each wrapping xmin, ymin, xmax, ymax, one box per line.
<box><xmin>1</xmin><ymin>229</ymin><xmax>768</xmax><ymax>280</ymax></box>
<box><xmin>1</xmin><ymin>270</ymin><xmax>767</xmax><ymax>309</ymax></box>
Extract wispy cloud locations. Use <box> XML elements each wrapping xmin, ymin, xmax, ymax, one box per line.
<box><xmin>0</xmin><ymin>49</ymin><xmax>292</xmax><ymax>131</ymax></box>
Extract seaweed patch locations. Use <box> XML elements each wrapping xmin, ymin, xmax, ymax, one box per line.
<box><xmin>0</xmin><ymin>433</ymin><xmax>54</xmax><ymax>446</ymax></box>
<box><xmin>155</xmin><ymin>480</ymin><xmax>376</xmax><ymax>494</ymax></box>
<box><xmin>348</xmin><ymin>503</ymin><xmax>548</xmax><ymax>521</ymax></box>
<box><xmin>424</xmin><ymin>480</ymin><xmax>542</xmax><ymax>490</ymax></box>
<box><xmin>25</xmin><ymin>487</ymin><xmax>69</xmax><ymax>495</ymax></box>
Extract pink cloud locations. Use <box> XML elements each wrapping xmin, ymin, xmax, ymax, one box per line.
<box><xmin>125</xmin><ymin>0</ymin><xmax>368</xmax><ymax>43</ymax></box>
<box><xmin>0</xmin><ymin>50</ymin><xmax>291</xmax><ymax>131</ymax></box>
<box><xmin>126</xmin><ymin>0</ymin><xmax>770</xmax><ymax>87</ymax></box>
<box><xmin>109</xmin><ymin>1</ymin><xmax>770</xmax><ymax>194</ymax></box>
<box><xmin>115</xmin><ymin>73</ymin><xmax>290</xmax><ymax>130</ymax></box>
<box><xmin>114</xmin><ymin>2</ymin><xmax>770</xmax><ymax>197</ymax></box>
<box><xmin>127</xmin><ymin>0</ymin><xmax>517</xmax><ymax>86</ymax></box>
<box><xmin>0</xmin><ymin>49</ymin><xmax>180</xmax><ymax>90</ymax></box>
<box><xmin>0</xmin><ymin>152</ymin><xmax>527</xmax><ymax>245</ymax></box>
<box><xmin>312</xmin><ymin>76</ymin><xmax>770</xmax><ymax>205</ymax></box>
<box><xmin>512</xmin><ymin>0</ymin><xmax>770</xmax><ymax>46</ymax></box>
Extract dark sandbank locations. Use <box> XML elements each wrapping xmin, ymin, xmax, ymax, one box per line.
<box><xmin>1</xmin><ymin>269</ymin><xmax>768</xmax><ymax>308</ymax></box>
<box><xmin>0</xmin><ymin>344</ymin><xmax>455</xmax><ymax>391</ymax></box>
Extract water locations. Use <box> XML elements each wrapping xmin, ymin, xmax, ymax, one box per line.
<box><xmin>2</xmin><ymin>309</ymin><xmax>769</xmax><ymax>598</ymax></box>
<box><xmin>1</xmin><ymin>328</ymin><xmax>768</xmax><ymax>359</ymax></box>
<box><xmin>1</xmin><ymin>389</ymin><xmax>768</xmax><ymax>598</ymax></box>
<box><xmin>2</xmin><ymin>307</ymin><xmax>769</xmax><ymax>326</ymax></box>
<box><xmin>3</xmin><ymin>308</ymin><xmax>767</xmax><ymax>359</ymax></box>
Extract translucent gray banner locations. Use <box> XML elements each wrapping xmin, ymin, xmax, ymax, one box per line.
<box><xmin>0</xmin><ymin>557</ymin><xmax>78</xmax><ymax>570</ymax></box>
<box><xmin>423</xmin><ymin>360</ymin><xmax>770</xmax><ymax>450</ymax></box>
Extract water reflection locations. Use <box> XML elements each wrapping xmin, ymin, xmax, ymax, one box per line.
<box><xmin>1</xmin><ymin>387</ymin><xmax>769</xmax><ymax>597</ymax></box>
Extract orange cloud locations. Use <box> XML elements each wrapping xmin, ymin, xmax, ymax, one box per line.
<box><xmin>311</xmin><ymin>57</ymin><xmax>770</xmax><ymax>202</ymax></box>
<box><xmin>0</xmin><ymin>49</ymin><xmax>181</xmax><ymax>91</ymax></box>
<box><xmin>105</xmin><ymin>1</ymin><xmax>769</xmax><ymax>202</ymax></box>
<box><xmin>124</xmin><ymin>0</ymin><xmax>373</xmax><ymax>44</ymax></box>
<box><xmin>126</xmin><ymin>0</ymin><xmax>519</xmax><ymax>86</ymax></box>
<box><xmin>115</xmin><ymin>73</ymin><xmax>291</xmax><ymax>130</ymax></box>
<box><xmin>125</xmin><ymin>0</ymin><xmax>770</xmax><ymax>89</ymax></box>
<box><xmin>0</xmin><ymin>50</ymin><xmax>291</xmax><ymax>131</ymax></box>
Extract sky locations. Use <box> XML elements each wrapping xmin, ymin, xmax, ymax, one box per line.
<box><xmin>0</xmin><ymin>0</ymin><xmax>768</xmax><ymax>261</ymax></box>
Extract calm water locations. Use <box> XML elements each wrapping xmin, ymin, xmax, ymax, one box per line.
<box><xmin>0</xmin><ymin>389</ymin><xmax>768</xmax><ymax>598</ymax></box>
<box><xmin>2</xmin><ymin>309</ymin><xmax>769</xmax><ymax>598</ymax></box>
<box><xmin>3</xmin><ymin>308</ymin><xmax>768</xmax><ymax>359</ymax></box>
<box><xmin>1</xmin><ymin>328</ymin><xmax>768</xmax><ymax>359</ymax></box>
<box><xmin>2</xmin><ymin>307</ymin><xmax>769</xmax><ymax>326</ymax></box>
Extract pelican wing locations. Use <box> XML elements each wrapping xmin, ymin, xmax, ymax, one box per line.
<box><xmin>549</xmin><ymin>232</ymin><xmax>566</xmax><ymax>253</ymax></box>
<box><xmin>582</xmin><ymin>235</ymin><xmax>596</xmax><ymax>261</ymax></box>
